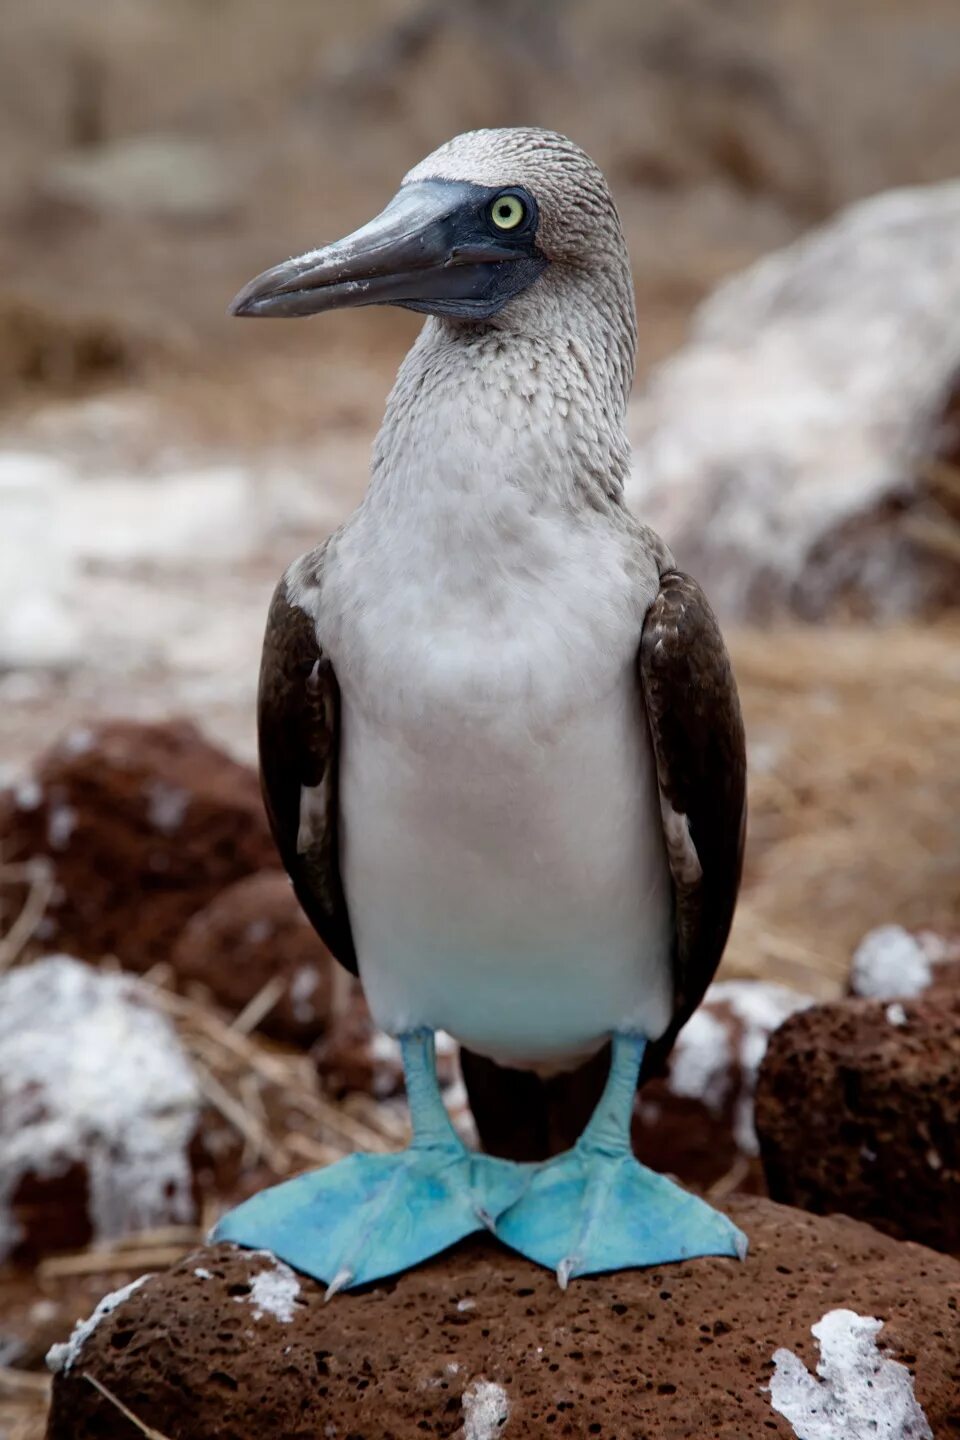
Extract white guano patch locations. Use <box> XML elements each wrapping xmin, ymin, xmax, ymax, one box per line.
<box><xmin>668</xmin><ymin>979</ymin><xmax>812</xmax><ymax>1153</ymax></box>
<box><xmin>144</xmin><ymin>779</ymin><xmax>190</xmax><ymax>834</ymax></box>
<box><xmin>460</xmin><ymin>1378</ymin><xmax>510</xmax><ymax>1440</ymax></box>
<box><xmin>240</xmin><ymin>1257</ymin><xmax>301</xmax><ymax>1322</ymax></box>
<box><xmin>769</xmin><ymin>1309</ymin><xmax>932</xmax><ymax>1440</ymax></box>
<box><xmin>289</xmin><ymin>965</ymin><xmax>319</xmax><ymax>1022</ymax></box>
<box><xmin>0</xmin><ymin>956</ymin><xmax>201</xmax><ymax>1260</ymax></box>
<box><xmin>46</xmin><ymin>1275</ymin><xmax>150</xmax><ymax>1373</ymax></box>
<box><xmin>851</xmin><ymin>925</ymin><xmax>932</xmax><ymax>1000</ymax></box>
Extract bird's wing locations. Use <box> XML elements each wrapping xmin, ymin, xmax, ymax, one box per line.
<box><xmin>257</xmin><ymin>552</ymin><xmax>357</xmax><ymax>975</ymax></box>
<box><xmin>638</xmin><ymin>569</ymin><xmax>746</xmax><ymax>1066</ymax></box>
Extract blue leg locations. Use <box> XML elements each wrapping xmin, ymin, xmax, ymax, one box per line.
<box><xmin>212</xmin><ymin>1030</ymin><xmax>527</xmax><ymax>1294</ymax></box>
<box><xmin>495</xmin><ymin>1033</ymin><xmax>748</xmax><ymax>1286</ymax></box>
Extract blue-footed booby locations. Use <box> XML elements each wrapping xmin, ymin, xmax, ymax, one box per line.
<box><xmin>214</xmin><ymin>128</ymin><xmax>748</xmax><ymax>1291</ymax></box>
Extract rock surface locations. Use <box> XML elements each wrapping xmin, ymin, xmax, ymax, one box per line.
<box><xmin>634</xmin><ymin>979</ymin><xmax>811</xmax><ymax>1191</ymax></box>
<box><xmin>0</xmin><ymin>719</ymin><xmax>275</xmax><ymax>970</ymax></box>
<box><xmin>172</xmin><ymin>871</ymin><xmax>335</xmax><ymax>1045</ymax></box>
<box><xmin>0</xmin><ymin>956</ymin><xmax>235</xmax><ymax>1261</ymax></box>
<box><xmin>626</xmin><ymin>181</ymin><xmax>960</xmax><ymax>619</ymax></box>
<box><xmin>755</xmin><ymin>995</ymin><xmax>960</xmax><ymax>1255</ymax></box>
<box><xmin>45</xmin><ymin>1197</ymin><xmax>959</xmax><ymax>1438</ymax></box>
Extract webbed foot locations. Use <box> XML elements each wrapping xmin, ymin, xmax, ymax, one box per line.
<box><xmin>213</xmin><ymin>1141</ymin><xmax>525</xmax><ymax>1293</ymax></box>
<box><xmin>496</xmin><ymin>1031</ymin><xmax>746</xmax><ymax>1285</ymax></box>
<box><xmin>496</xmin><ymin>1138</ymin><xmax>746</xmax><ymax>1286</ymax></box>
<box><xmin>211</xmin><ymin>1029</ymin><xmax>528</xmax><ymax>1292</ymax></box>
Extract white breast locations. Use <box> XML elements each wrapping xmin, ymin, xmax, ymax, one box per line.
<box><xmin>317</xmin><ymin>483</ymin><xmax>673</xmax><ymax>1070</ymax></box>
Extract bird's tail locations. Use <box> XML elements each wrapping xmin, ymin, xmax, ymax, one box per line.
<box><xmin>459</xmin><ymin>1043</ymin><xmax>612</xmax><ymax>1162</ymax></box>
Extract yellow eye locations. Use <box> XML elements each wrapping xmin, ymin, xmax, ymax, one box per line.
<box><xmin>490</xmin><ymin>193</ymin><xmax>526</xmax><ymax>230</ymax></box>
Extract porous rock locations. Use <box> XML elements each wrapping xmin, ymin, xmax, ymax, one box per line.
<box><xmin>755</xmin><ymin>995</ymin><xmax>960</xmax><ymax>1254</ymax></box>
<box><xmin>634</xmin><ymin>979</ymin><xmax>811</xmax><ymax>1191</ymax></box>
<box><xmin>45</xmin><ymin>1197</ymin><xmax>959</xmax><ymax>1438</ymax></box>
<box><xmin>626</xmin><ymin>181</ymin><xmax>960</xmax><ymax>619</ymax></box>
<box><xmin>0</xmin><ymin>956</ymin><xmax>237</xmax><ymax>1260</ymax></box>
<box><xmin>0</xmin><ymin>719</ymin><xmax>274</xmax><ymax>970</ymax></box>
<box><xmin>172</xmin><ymin>871</ymin><xmax>335</xmax><ymax>1045</ymax></box>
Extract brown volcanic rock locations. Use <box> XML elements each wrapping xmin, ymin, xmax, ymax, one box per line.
<box><xmin>0</xmin><ymin>719</ymin><xmax>274</xmax><ymax>970</ymax></box>
<box><xmin>755</xmin><ymin>995</ymin><xmax>960</xmax><ymax>1254</ymax></box>
<box><xmin>172</xmin><ymin>871</ymin><xmax>335</xmax><ymax>1045</ymax></box>
<box><xmin>45</xmin><ymin>1197</ymin><xmax>959</xmax><ymax>1439</ymax></box>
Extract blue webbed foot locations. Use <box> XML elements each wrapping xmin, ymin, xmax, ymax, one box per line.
<box><xmin>212</xmin><ymin>1029</ymin><xmax>528</xmax><ymax>1294</ymax></box>
<box><xmin>496</xmin><ymin>1139</ymin><xmax>746</xmax><ymax>1286</ymax></box>
<box><xmin>496</xmin><ymin>1031</ymin><xmax>747</xmax><ymax>1286</ymax></box>
<box><xmin>213</xmin><ymin>1141</ymin><xmax>526</xmax><ymax>1294</ymax></box>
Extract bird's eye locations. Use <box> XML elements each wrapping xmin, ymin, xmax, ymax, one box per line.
<box><xmin>489</xmin><ymin>193</ymin><xmax>527</xmax><ymax>231</ymax></box>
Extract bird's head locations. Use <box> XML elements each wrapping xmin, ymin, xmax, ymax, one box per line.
<box><xmin>230</xmin><ymin>128</ymin><xmax>634</xmax><ymax>344</ymax></box>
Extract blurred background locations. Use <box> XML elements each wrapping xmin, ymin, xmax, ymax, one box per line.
<box><xmin>0</xmin><ymin>2</ymin><xmax>959</xmax><ymax>1433</ymax></box>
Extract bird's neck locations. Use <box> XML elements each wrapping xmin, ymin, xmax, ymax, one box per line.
<box><xmin>367</xmin><ymin>316</ymin><xmax>631</xmax><ymax>522</ymax></box>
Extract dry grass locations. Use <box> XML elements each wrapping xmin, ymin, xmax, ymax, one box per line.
<box><xmin>723</xmin><ymin>620</ymin><xmax>960</xmax><ymax>998</ymax></box>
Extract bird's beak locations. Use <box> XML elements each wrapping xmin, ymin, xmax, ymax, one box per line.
<box><xmin>229</xmin><ymin>179</ymin><xmax>546</xmax><ymax>321</ymax></box>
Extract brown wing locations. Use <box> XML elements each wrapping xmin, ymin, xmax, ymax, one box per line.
<box><xmin>638</xmin><ymin>569</ymin><xmax>746</xmax><ymax>1076</ymax></box>
<box><xmin>257</xmin><ymin>562</ymin><xmax>357</xmax><ymax>974</ymax></box>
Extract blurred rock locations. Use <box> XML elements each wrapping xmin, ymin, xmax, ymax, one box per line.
<box><xmin>313</xmin><ymin>981</ymin><xmax>405</xmax><ymax>1100</ymax></box>
<box><xmin>59</xmin><ymin>465</ymin><xmax>260</xmax><ymax>565</ymax></box>
<box><xmin>0</xmin><ymin>719</ymin><xmax>275</xmax><ymax>970</ymax></box>
<box><xmin>627</xmin><ymin>182</ymin><xmax>960</xmax><ymax>619</ymax></box>
<box><xmin>0</xmin><ymin>956</ymin><xmax>232</xmax><ymax>1260</ymax></box>
<box><xmin>634</xmin><ymin>979</ymin><xmax>812</xmax><ymax>1191</ymax></box>
<box><xmin>0</xmin><ymin>454</ymin><xmax>80</xmax><ymax>669</ymax></box>
<box><xmin>848</xmin><ymin>923</ymin><xmax>960</xmax><ymax>1000</ymax></box>
<box><xmin>45</xmin><ymin>1200</ymin><xmax>959</xmax><ymax>1438</ymax></box>
<box><xmin>755</xmin><ymin>995</ymin><xmax>960</xmax><ymax>1254</ymax></box>
<box><xmin>39</xmin><ymin>136</ymin><xmax>241</xmax><ymax>223</ymax></box>
<box><xmin>172</xmin><ymin>871</ymin><xmax>335</xmax><ymax>1046</ymax></box>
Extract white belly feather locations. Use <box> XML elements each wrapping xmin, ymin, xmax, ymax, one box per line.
<box><xmin>338</xmin><ymin>671</ymin><xmax>673</xmax><ymax>1068</ymax></box>
<box><xmin>315</xmin><ymin>489</ymin><xmax>674</xmax><ymax>1071</ymax></box>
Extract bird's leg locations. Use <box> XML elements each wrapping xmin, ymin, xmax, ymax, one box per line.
<box><xmin>212</xmin><ymin>1028</ymin><xmax>528</xmax><ymax>1294</ymax></box>
<box><xmin>495</xmin><ymin>1032</ymin><xmax>747</xmax><ymax>1286</ymax></box>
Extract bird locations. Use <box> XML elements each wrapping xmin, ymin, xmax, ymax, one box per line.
<box><xmin>214</xmin><ymin>127</ymin><xmax>748</xmax><ymax>1294</ymax></box>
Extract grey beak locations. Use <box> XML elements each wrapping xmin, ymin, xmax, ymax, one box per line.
<box><xmin>229</xmin><ymin>179</ymin><xmax>547</xmax><ymax>322</ymax></box>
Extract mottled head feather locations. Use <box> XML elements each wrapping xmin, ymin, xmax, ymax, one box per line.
<box><xmin>405</xmin><ymin>128</ymin><xmax>621</xmax><ymax>263</ymax></box>
<box><xmin>407</xmin><ymin>127</ymin><xmax>636</xmax><ymax>402</ymax></box>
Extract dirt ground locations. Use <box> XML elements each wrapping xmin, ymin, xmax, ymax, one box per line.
<box><xmin>1</xmin><ymin>2</ymin><xmax>960</xmax><ymax>1435</ymax></box>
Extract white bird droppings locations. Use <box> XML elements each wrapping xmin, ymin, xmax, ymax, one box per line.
<box><xmin>769</xmin><ymin>1309</ymin><xmax>932</xmax><ymax>1440</ymax></box>
<box><xmin>461</xmin><ymin>1378</ymin><xmax>510</xmax><ymax>1440</ymax></box>
<box><xmin>885</xmin><ymin>1002</ymin><xmax>908</xmax><ymax>1027</ymax></box>
<box><xmin>0</xmin><ymin>956</ymin><xmax>201</xmax><ymax>1260</ymax></box>
<box><xmin>289</xmin><ymin>964</ymin><xmax>319</xmax><ymax>1022</ymax></box>
<box><xmin>667</xmin><ymin>980</ymin><xmax>812</xmax><ymax>1153</ymax></box>
<box><xmin>850</xmin><ymin>926</ymin><xmax>932</xmax><ymax>1000</ymax></box>
<box><xmin>46</xmin><ymin>1275</ymin><xmax>150</xmax><ymax>1374</ymax></box>
<box><xmin>239</xmin><ymin>1258</ymin><xmax>301</xmax><ymax>1322</ymax></box>
<box><xmin>144</xmin><ymin>779</ymin><xmax>190</xmax><ymax>834</ymax></box>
